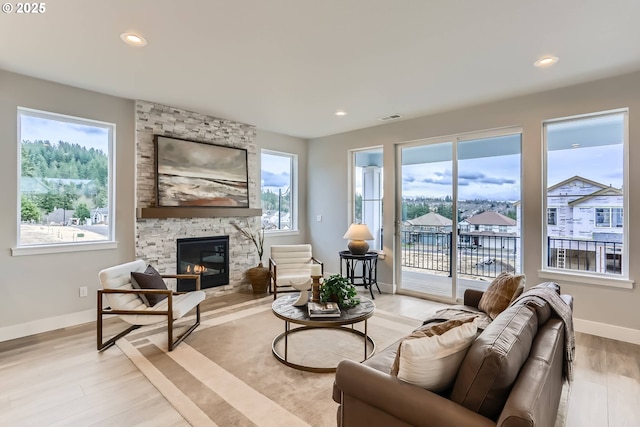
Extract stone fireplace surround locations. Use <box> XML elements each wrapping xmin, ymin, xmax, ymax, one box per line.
<box><xmin>135</xmin><ymin>101</ymin><xmax>260</xmax><ymax>294</ymax></box>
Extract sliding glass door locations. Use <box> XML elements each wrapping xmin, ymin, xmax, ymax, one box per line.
<box><xmin>396</xmin><ymin>131</ymin><xmax>521</xmax><ymax>302</ymax></box>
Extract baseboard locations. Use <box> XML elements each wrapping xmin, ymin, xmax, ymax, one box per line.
<box><xmin>574</xmin><ymin>318</ymin><xmax>640</xmax><ymax>345</ymax></box>
<box><xmin>0</xmin><ymin>309</ymin><xmax>95</xmax><ymax>343</ymax></box>
<box><xmin>378</xmin><ymin>281</ymin><xmax>395</xmax><ymax>294</ymax></box>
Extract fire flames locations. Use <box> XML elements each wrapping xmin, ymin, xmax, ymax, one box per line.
<box><xmin>185</xmin><ymin>264</ymin><xmax>207</xmax><ymax>274</ymax></box>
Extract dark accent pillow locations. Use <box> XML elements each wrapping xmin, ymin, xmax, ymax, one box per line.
<box><xmin>131</xmin><ymin>265</ymin><xmax>168</xmax><ymax>307</ymax></box>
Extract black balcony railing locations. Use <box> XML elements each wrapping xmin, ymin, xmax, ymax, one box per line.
<box><xmin>401</xmin><ymin>230</ymin><xmax>520</xmax><ymax>279</ymax></box>
<box><xmin>401</xmin><ymin>230</ymin><xmax>624</xmax><ymax>278</ymax></box>
<box><xmin>547</xmin><ymin>237</ymin><xmax>622</xmax><ymax>274</ymax></box>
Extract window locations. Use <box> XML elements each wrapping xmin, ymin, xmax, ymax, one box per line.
<box><xmin>261</xmin><ymin>150</ymin><xmax>297</xmax><ymax>231</ymax></box>
<box><xmin>595</xmin><ymin>208</ymin><xmax>623</xmax><ymax>228</ymax></box>
<box><xmin>544</xmin><ymin>110</ymin><xmax>627</xmax><ymax>276</ymax></box>
<box><xmin>351</xmin><ymin>147</ymin><xmax>383</xmax><ymax>250</ymax></box>
<box><xmin>17</xmin><ymin>108</ymin><xmax>114</xmax><ymax>249</ymax></box>
<box><xmin>547</xmin><ymin>208</ymin><xmax>557</xmax><ymax>225</ymax></box>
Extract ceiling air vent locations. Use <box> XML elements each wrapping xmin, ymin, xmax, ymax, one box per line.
<box><xmin>378</xmin><ymin>114</ymin><xmax>403</xmax><ymax>121</ymax></box>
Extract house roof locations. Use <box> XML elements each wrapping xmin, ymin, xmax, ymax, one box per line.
<box><xmin>20</xmin><ymin>177</ymin><xmax>50</xmax><ymax>194</ymax></box>
<box><xmin>463</xmin><ymin>211</ymin><xmax>516</xmax><ymax>226</ymax></box>
<box><xmin>568</xmin><ymin>187</ymin><xmax>624</xmax><ymax>206</ymax></box>
<box><xmin>547</xmin><ymin>176</ymin><xmax>608</xmax><ymax>193</ymax></box>
<box><xmin>406</xmin><ymin>212</ymin><xmax>452</xmax><ymax>227</ymax></box>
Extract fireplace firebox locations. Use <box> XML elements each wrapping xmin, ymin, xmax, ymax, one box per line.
<box><xmin>176</xmin><ymin>236</ymin><xmax>229</xmax><ymax>291</ymax></box>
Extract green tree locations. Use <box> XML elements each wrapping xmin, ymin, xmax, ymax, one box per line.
<box><xmin>35</xmin><ymin>190</ymin><xmax>62</xmax><ymax>214</ymax></box>
<box><xmin>75</xmin><ymin>203</ymin><xmax>91</xmax><ymax>222</ymax></box>
<box><xmin>354</xmin><ymin>193</ymin><xmax>363</xmax><ymax>222</ymax></box>
<box><xmin>405</xmin><ymin>202</ymin><xmax>430</xmax><ymax>220</ymax></box>
<box><xmin>21</xmin><ymin>195</ymin><xmax>40</xmax><ymax>222</ymax></box>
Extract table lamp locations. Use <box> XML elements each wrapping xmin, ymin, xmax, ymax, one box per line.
<box><xmin>343</xmin><ymin>223</ymin><xmax>374</xmax><ymax>255</ymax></box>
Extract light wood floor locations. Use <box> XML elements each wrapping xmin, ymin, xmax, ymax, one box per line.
<box><xmin>1</xmin><ymin>290</ymin><xmax>638</xmax><ymax>426</ymax></box>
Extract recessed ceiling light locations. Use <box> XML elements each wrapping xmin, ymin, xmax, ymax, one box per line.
<box><xmin>335</xmin><ymin>110</ymin><xmax>347</xmax><ymax>116</ymax></box>
<box><xmin>534</xmin><ymin>56</ymin><xmax>559</xmax><ymax>67</ymax></box>
<box><xmin>120</xmin><ymin>32</ymin><xmax>147</xmax><ymax>47</ymax></box>
<box><xmin>571</xmin><ymin>143</ymin><xmax>580</xmax><ymax>148</ymax></box>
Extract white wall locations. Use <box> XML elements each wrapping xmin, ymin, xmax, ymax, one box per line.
<box><xmin>0</xmin><ymin>72</ymin><xmax>310</xmax><ymax>341</ymax></box>
<box><xmin>255</xmin><ymin>129</ymin><xmax>310</xmax><ymax>259</ymax></box>
<box><xmin>0</xmin><ymin>70</ymin><xmax>136</xmax><ymax>340</ymax></box>
<box><xmin>308</xmin><ymin>70</ymin><xmax>640</xmax><ymax>338</ymax></box>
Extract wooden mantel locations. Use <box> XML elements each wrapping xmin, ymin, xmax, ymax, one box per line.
<box><xmin>137</xmin><ymin>207</ymin><xmax>262</xmax><ymax>219</ymax></box>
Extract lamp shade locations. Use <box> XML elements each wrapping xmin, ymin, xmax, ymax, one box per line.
<box><xmin>343</xmin><ymin>223</ymin><xmax>374</xmax><ymax>240</ymax></box>
<box><xmin>343</xmin><ymin>223</ymin><xmax>374</xmax><ymax>255</ymax></box>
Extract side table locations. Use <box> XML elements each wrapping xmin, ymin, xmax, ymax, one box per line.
<box><xmin>339</xmin><ymin>251</ymin><xmax>382</xmax><ymax>299</ymax></box>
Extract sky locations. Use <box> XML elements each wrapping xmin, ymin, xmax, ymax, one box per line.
<box><xmin>20</xmin><ymin>114</ymin><xmax>109</xmax><ymax>151</ymax></box>
<box><xmin>402</xmin><ymin>144</ymin><xmax>623</xmax><ymax>202</ymax></box>
<box><xmin>261</xmin><ymin>152</ymin><xmax>291</xmax><ymax>192</ymax></box>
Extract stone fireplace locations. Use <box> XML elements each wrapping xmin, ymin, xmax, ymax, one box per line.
<box><xmin>134</xmin><ymin>101</ymin><xmax>260</xmax><ymax>294</ymax></box>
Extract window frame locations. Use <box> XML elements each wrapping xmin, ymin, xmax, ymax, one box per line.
<box><xmin>540</xmin><ymin>108</ymin><xmax>631</xmax><ymax>287</ymax></box>
<box><xmin>260</xmin><ymin>149</ymin><xmax>298</xmax><ymax>234</ymax></box>
<box><xmin>348</xmin><ymin>146</ymin><xmax>383</xmax><ymax>251</ymax></box>
<box><xmin>13</xmin><ymin>107</ymin><xmax>117</xmax><ymax>256</ymax></box>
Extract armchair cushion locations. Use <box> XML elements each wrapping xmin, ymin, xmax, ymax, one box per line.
<box><xmin>131</xmin><ymin>264</ymin><xmax>168</xmax><ymax>306</ymax></box>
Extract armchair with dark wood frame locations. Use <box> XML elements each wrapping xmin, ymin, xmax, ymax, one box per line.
<box><xmin>97</xmin><ymin>260</ymin><xmax>206</xmax><ymax>352</ymax></box>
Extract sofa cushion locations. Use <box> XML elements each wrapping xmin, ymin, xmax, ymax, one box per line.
<box><xmin>514</xmin><ymin>295</ymin><xmax>552</xmax><ymax>325</ymax></box>
<box><xmin>478</xmin><ymin>272</ymin><xmax>525</xmax><ymax>319</ymax></box>
<box><xmin>450</xmin><ymin>304</ymin><xmax>538</xmax><ymax>421</ymax></box>
<box><xmin>390</xmin><ymin>317</ymin><xmax>478</xmax><ymax>392</ymax></box>
<box><xmin>131</xmin><ymin>264</ymin><xmax>168</xmax><ymax>307</ymax></box>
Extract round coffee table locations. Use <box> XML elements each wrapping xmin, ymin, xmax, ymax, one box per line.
<box><xmin>271</xmin><ymin>294</ymin><xmax>376</xmax><ymax>373</ymax></box>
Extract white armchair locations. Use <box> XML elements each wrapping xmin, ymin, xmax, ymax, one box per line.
<box><xmin>269</xmin><ymin>244</ymin><xmax>323</xmax><ymax>300</ymax></box>
<box><xmin>97</xmin><ymin>260</ymin><xmax>206</xmax><ymax>352</ymax></box>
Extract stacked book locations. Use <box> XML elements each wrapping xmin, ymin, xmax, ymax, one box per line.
<box><xmin>308</xmin><ymin>302</ymin><xmax>341</xmax><ymax>318</ymax></box>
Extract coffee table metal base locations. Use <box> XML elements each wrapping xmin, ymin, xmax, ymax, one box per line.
<box><xmin>271</xmin><ymin>322</ymin><xmax>376</xmax><ymax>373</ymax></box>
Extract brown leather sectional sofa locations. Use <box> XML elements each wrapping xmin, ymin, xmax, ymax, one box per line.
<box><xmin>333</xmin><ymin>284</ymin><xmax>573</xmax><ymax>427</ymax></box>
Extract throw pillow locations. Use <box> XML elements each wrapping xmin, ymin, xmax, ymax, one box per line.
<box><xmin>390</xmin><ymin>317</ymin><xmax>478</xmax><ymax>393</ymax></box>
<box><xmin>478</xmin><ymin>272</ymin><xmax>525</xmax><ymax>319</ymax></box>
<box><xmin>131</xmin><ymin>264</ymin><xmax>168</xmax><ymax>307</ymax></box>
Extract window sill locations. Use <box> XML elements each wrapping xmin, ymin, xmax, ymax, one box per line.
<box><xmin>11</xmin><ymin>241</ymin><xmax>118</xmax><ymax>256</ymax></box>
<box><xmin>537</xmin><ymin>269</ymin><xmax>633</xmax><ymax>289</ymax></box>
<box><xmin>264</xmin><ymin>230</ymin><xmax>300</xmax><ymax>238</ymax></box>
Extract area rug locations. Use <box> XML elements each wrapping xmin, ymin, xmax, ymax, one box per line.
<box><xmin>116</xmin><ymin>297</ymin><xmax>419</xmax><ymax>427</ymax></box>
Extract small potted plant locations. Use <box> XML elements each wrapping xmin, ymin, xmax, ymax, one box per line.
<box><xmin>233</xmin><ymin>222</ymin><xmax>269</xmax><ymax>294</ymax></box>
<box><xmin>320</xmin><ymin>274</ymin><xmax>360</xmax><ymax>308</ymax></box>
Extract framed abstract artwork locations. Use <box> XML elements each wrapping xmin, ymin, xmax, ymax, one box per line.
<box><xmin>155</xmin><ymin>135</ymin><xmax>249</xmax><ymax>207</ymax></box>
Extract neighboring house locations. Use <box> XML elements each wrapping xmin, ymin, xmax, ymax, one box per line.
<box><xmin>515</xmin><ymin>175</ymin><xmax>624</xmax><ymax>273</ymax></box>
<box><xmin>20</xmin><ymin>176</ymin><xmax>50</xmax><ymax>195</ymax></box>
<box><xmin>405</xmin><ymin>212</ymin><xmax>452</xmax><ymax>232</ymax></box>
<box><xmin>460</xmin><ymin>210</ymin><xmax>517</xmax><ymax>233</ymax></box>
<box><xmin>92</xmin><ymin>207</ymin><xmax>109</xmax><ymax>224</ymax></box>
<box><xmin>46</xmin><ymin>208</ymin><xmax>76</xmax><ymax>225</ymax></box>
<box><xmin>43</xmin><ymin>177</ymin><xmax>93</xmax><ymax>187</ymax></box>
<box><xmin>403</xmin><ymin>212</ymin><xmax>452</xmax><ymax>246</ymax></box>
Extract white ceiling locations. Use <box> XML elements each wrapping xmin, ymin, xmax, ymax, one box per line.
<box><xmin>2</xmin><ymin>0</ymin><xmax>640</xmax><ymax>139</ymax></box>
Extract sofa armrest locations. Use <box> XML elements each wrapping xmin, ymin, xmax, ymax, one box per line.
<box><xmin>463</xmin><ymin>289</ymin><xmax>484</xmax><ymax>308</ymax></box>
<box><xmin>335</xmin><ymin>360</ymin><xmax>494</xmax><ymax>427</ymax></box>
